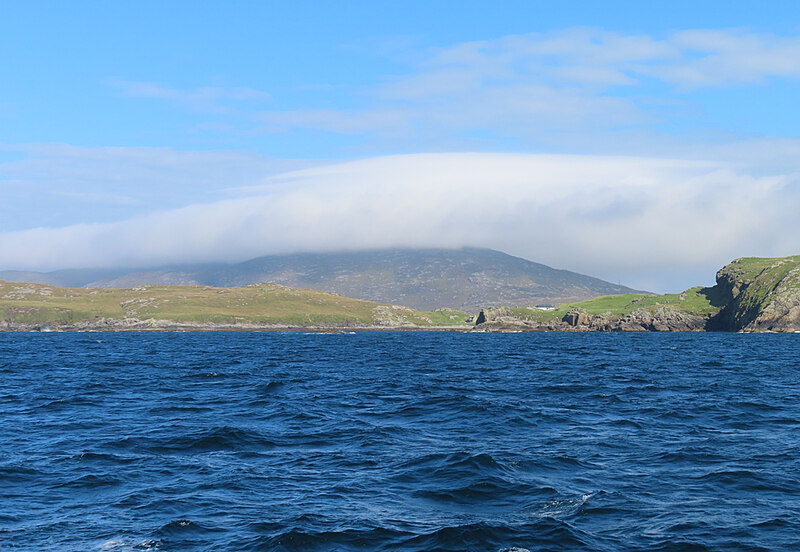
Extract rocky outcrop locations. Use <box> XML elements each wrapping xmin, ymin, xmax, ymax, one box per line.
<box><xmin>1</xmin><ymin>316</ymin><xmax>445</xmax><ymax>332</ymax></box>
<box><xmin>562</xmin><ymin>309</ymin><xmax>590</xmax><ymax>326</ymax></box>
<box><xmin>371</xmin><ymin>305</ymin><xmax>427</xmax><ymax>327</ymax></box>
<box><xmin>475</xmin><ymin>305</ymin><xmax>708</xmax><ymax>332</ymax></box>
<box><xmin>613</xmin><ymin>307</ymin><xmax>707</xmax><ymax>332</ymax></box>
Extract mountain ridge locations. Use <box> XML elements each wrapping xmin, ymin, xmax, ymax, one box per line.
<box><xmin>0</xmin><ymin>248</ymin><xmax>643</xmax><ymax>311</ymax></box>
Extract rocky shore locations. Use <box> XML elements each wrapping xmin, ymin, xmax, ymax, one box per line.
<box><xmin>475</xmin><ymin>305</ymin><xmax>708</xmax><ymax>332</ymax></box>
<box><xmin>2</xmin><ymin>317</ymin><xmax>472</xmax><ymax>332</ymax></box>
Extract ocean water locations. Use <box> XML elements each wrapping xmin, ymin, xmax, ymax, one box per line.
<box><xmin>1</xmin><ymin>331</ymin><xmax>799</xmax><ymax>552</ymax></box>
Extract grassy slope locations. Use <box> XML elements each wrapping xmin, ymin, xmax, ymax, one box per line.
<box><xmin>0</xmin><ymin>281</ymin><xmax>469</xmax><ymax>327</ymax></box>
<box><xmin>494</xmin><ymin>287</ymin><xmax>724</xmax><ymax>323</ymax></box>
<box><xmin>720</xmin><ymin>256</ymin><xmax>800</xmax><ymax>283</ymax></box>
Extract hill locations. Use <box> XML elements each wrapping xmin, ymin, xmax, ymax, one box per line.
<box><xmin>0</xmin><ymin>248</ymin><xmax>642</xmax><ymax>311</ymax></box>
<box><xmin>475</xmin><ymin>256</ymin><xmax>800</xmax><ymax>332</ymax></box>
<box><xmin>0</xmin><ymin>281</ymin><xmax>470</xmax><ymax>331</ymax></box>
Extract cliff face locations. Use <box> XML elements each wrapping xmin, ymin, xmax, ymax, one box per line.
<box><xmin>714</xmin><ymin>256</ymin><xmax>800</xmax><ymax>331</ymax></box>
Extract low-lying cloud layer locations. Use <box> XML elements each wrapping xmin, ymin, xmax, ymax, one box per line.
<box><xmin>1</xmin><ymin>153</ymin><xmax>798</xmax><ymax>292</ymax></box>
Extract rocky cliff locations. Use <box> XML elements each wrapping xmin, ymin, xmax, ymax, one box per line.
<box><xmin>475</xmin><ymin>305</ymin><xmax>708</xmax><ymax>332</ymax></box>
<box><xmin>713</xmin><ymin>256</ymin><xmax>800</xmax><ymax>331</ymax></box>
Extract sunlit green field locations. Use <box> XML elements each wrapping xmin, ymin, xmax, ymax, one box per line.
<box><xmin>492</xmin><ymin>286</ymin><xmax>726</xmax><ymax>323</ymax></box>
<box><xmin>0</xmin><ymin>281</ymin><xmax>470</xmax><ymax>328</ymax></box>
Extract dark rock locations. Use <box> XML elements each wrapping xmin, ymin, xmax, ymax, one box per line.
<box><xmin>562</xmin><ymin>309</ymin><xmax>590</xmax><ymax>326</ymax></box>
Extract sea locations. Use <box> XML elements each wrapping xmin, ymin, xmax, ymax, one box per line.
<box><xmin>1</xmin><ymin>331</ymin><xmax>799</xmax><ymax>551</ymax></box>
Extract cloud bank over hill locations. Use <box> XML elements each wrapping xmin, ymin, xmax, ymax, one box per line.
<box><xmin>1</xmin><ymin>153</ymin><xmax>798</xmax><ymax>292</ymax></box>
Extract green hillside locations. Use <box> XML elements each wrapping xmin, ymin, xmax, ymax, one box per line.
<box><xmin>490</xmin><ymin>286</ymin><xmax>724</xmax><ymax>323</ymax></box>
<box><xmin>0</xmin><ymin>281</ymin><xmax>470</xmax><ymax>330</ymax></box>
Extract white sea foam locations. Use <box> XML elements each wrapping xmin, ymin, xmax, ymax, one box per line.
<box><xmin>98</xmin><ymin>539</ymin><xmax>160</xmax><ymax>551</ymax></box>
<box><xmin>533</xmin><ymin>490</ymin><xmax>599</xmax><ymax>518</ymax></box>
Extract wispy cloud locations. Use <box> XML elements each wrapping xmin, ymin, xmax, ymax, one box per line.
<box><xmin>653</xmin><ymin>29</ymin><xmax>800</xmax><ymax>86</ymax></box>
<box><xmin>396</xmin><ymin>28</ymin><xmax>800</xmax><ymax>91</ymax></box>
<box><xmin>99</xmin><ymin>29</ymin><xmax>800</xmax><ymax>152</ymax></box>
<box><xmin>107</xmin><ymin>80</ymin><xmax>271</xmax><ymax>114</ymax></box>
<box><xmin>1</xmin><ymin>153</ymin><xmax>797</xmax><ymax>292</ymax></box>
<box><xmin>248</xmin><ymin>28</ymin><xmax>800</xmax><ymax>144</ymax></box>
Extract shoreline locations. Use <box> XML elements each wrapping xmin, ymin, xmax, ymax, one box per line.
<box><xmin>3</xmin><ymin>322</ymin><xmax>797</xmax><ymax>333</ymax></box>
<box><xmin>0</xmin><ymin>320</ymin><xmax>475</xmax><ymax>333</ymax></box>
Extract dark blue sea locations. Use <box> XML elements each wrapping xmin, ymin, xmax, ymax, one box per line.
<box><xmin>2</xmin><ymin>332</ymin><xmax>800</xmax><ymax>551</ymax></box>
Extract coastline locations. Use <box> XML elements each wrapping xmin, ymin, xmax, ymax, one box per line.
<box><xmin>4</xmin><ymin>320</ymin><xmax>797</xmax><ymax>333</ymax></box>
<box><xmin>0</xmin><ymin>318</ymin><xmax>475</xmax><ymax>333</ymax></box>
<box><xmin>2</xmin><ymin>255</ymin><xmax>799</xmax><ymax>333</ymax></box>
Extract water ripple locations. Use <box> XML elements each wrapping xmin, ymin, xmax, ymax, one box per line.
<box><xmin>1</xmin><ymin>331</ymin><xmax>799</xmax><ymax>551</ymax></box>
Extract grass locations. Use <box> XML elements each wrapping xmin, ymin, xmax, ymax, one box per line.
<box><xmin>721</xmin><ymin>255</ymin><xmax>800</xmax><ymax>284</ymax></box>
<box><xmin>490</xmin><ymin>286</ymin><xmax>725</xmax><ymax>323</ymax></box>
<box><xmin>0</xmin><ymin>281</ymin><xmax>470</xmax><ymax>328</ymax></box>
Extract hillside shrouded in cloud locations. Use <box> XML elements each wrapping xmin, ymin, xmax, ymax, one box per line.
<box><xmin>1</xmin><ymin>153</ymin><xmax>797</xmax><ymax>292</ymax></box>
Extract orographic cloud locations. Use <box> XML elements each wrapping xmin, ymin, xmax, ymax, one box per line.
<box><xmin>1</xmin><ymin>153</ymin><xmax>798</xmax><ymax>292</ymax></box>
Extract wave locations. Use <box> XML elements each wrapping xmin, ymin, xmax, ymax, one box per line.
<box><xmin>51</xmin><ymin>473</ymin><xmax>122</xmax><ymax>489</ymax></box>
<box><xmin>151</xmin><ymin>426</ymin><xmax>277</xmax><ymax>453</ymax></box>
<box><xmin>102</xmin><ymin>425</ymin><xmax>278</xmax><ymax>454</ymax></box>
<box><xmin>5</xmin><ymin>332</ymin><xmax>800</xmax><ymax>551</ymax></box>
<box><xmin>0</xmin><ymin>463</ymin><xmax>43</xmax><ymax>483</ymax></box>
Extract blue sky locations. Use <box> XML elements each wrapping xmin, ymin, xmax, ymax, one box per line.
<box><xmin>2</xmin><ymin>1</ymin><xmax>800</xmax><ymax>290</ymax></box>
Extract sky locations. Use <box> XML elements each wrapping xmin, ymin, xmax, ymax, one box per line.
<box><xmin>2</xmin><ymin>0</ymin><xmax>800</xmax><ymax>292</ymax></box>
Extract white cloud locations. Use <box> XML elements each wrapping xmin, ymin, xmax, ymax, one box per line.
<box><xmin>1</xmin><ymin>153</ymin><xmax>797</xmax><ymax>292</ymax></box>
